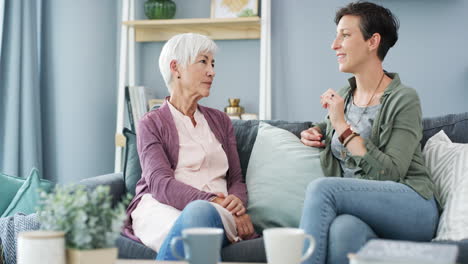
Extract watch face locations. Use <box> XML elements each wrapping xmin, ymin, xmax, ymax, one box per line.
<box><xmin>350</xmin><ymin>126</ymin><xmax>362</xmax><ymax>135</ymax></box>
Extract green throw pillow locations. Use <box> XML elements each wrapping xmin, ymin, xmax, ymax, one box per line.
<box><xmin>0</xmin><ymin>168</ymin><xmax>54</xmax><ymax>217</ymax></box>
<box><xmin>0</xmin><ymin>169</ymin><xmax>53</xmax><ymax>215</ymax></box>
<box><xmin>0</xmin><ymin>172</ymin><xmax>25</xmax><ymax>215</ymax></box>
<box><xmin>246</xmin><ymin>122</ymin><xmax>325</xmax><ymax>233</ymax></box>
<box><xmin>123</xmin><ymin>128</ymin><xmax>141</xmax><ymax>196</ymax></box>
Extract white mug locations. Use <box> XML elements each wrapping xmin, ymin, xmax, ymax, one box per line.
<box><xmin>263</xmin><ymin>228</ymin><xmax>315</xmax><ymax>264</ymax></box>
<box><xmin>17</xmin><ymin>231</ymin><xmax>66</xmax><ymax>264</ymax></box>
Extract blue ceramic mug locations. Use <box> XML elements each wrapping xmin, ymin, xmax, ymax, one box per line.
<box><xmin>170</xmin><ymin>227</ymin><xmax>224</xmax><ymax>264</ymax></box>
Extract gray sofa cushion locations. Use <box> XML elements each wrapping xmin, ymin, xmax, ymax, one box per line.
<box><xmin>78</xmin><ymin>173</ymin><xmax>125</xmax><ymax>207</ymax></box>
<box><xmin>122</xmin><ymin>128</ymin><xmax>140</xmax><ymax>197</ymax></box>
<box><xmin>116</xmin><ymin>235</ymin><xmax>156</xmax><ymax>259</ymax></box>
<box><xmin>221</xmin><ymin>238</ymin><xmax>266</xmax><ymax>262</ymax></box>
<box><xmin>422</xmin><ymin>112</ymin><xmax>468</xmax><ymax>147</ymax></box>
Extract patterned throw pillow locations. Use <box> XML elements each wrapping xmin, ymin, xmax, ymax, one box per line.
<box><xmin>423</xmin><ymin>130</ymin><xmax>468</xmax><ymax>241</ymax></box>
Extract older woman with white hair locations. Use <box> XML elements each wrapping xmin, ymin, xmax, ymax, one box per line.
<box><xmin>122</xmin><ymin>33</ymin><xmax>255</xmax><ymax>260</ymax></box>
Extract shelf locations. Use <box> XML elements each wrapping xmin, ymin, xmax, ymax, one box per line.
<box><xmin>115</xmin><ymin>133</ymin><xmax>126</xmax><ymax>147</ymax></box>
<box><xmin>115</xmin><ymin>1</ymin><xmax>271</xmax><ymax>172</ymax></box>
<box><xmin>123</xmin><ymin>17</ymin><xmax>261</xmax><ymax>42</ymax></box>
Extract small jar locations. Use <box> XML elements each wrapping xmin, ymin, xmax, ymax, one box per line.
<box><xmin>144</xmin><ymin>0</ymin><xmax>176</xmax><ymax>19</ymax></box>
<box><xmin>17</xmin><ymin>231</ymin><xmax>66</xmax><ymax>264</ymax></box>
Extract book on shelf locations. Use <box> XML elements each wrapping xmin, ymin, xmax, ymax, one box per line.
<box><xmin>138</xmin><ymin>86</ymin><xmax>148</xmax><ymax>117</ymax></box>
<box><xmin>348</xmin><ymin>239</ymin><xmax>459</xmax><ymax>264</ymax></box>
<box><xmin>128</xmin><ymin>86</ymin><xmax>148</xmax><ymax>132</ymax></box>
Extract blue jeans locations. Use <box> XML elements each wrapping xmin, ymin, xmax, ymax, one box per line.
<box><xmin>299</xmin><ymin>178</ymin><xmax>439</xmax><ymax>264</ymax></box>
<box><xmin>156</xmin><ymin>200</ymin><xmax>230</xmax><ymax>261</ymax></box>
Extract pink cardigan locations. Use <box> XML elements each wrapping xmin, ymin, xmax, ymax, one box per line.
<box><xmin>123</xmin><ymin>100</ymin><xmax>247</xmax><ymax>241</ymax></box>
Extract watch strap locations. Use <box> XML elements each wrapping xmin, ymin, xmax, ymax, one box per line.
<box><xmin>339</xmin><ymin>126</ymin><xmax>353</xmax><ymax>144</ymax></box>
<box><xmin>343</xmin><ymin>132</ymin><xmax>359</xmax><ymax>147</ymax></box>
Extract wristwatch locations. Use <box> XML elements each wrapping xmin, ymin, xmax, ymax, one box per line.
<box><xmin>339</xmin><ymin>126</ymin><xmax>359</xmax><ymax>144</ymax></box>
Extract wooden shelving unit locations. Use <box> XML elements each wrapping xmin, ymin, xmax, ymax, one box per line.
<box><xmin>123</xmin><ymin>17</ymin><xmax>261</xmax><ymax>42</ymax></box>
<box><xmin>115</xmin><ymin>0</ymin><xmax>271</xmax><ymax>172</ymax></box>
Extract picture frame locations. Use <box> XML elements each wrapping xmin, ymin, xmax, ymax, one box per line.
<box><xmin>211</xmin><ymin>0</ymin><xmax>258</xmax><ymax>18</ymax></box>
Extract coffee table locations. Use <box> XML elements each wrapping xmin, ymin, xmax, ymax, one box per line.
<box><xmin>116</xmin><ymin>260</ymin><xmax>263</xmax><ymax>264</ymax></box>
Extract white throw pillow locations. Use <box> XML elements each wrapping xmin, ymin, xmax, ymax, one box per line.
<box><xmin>423</xmin><ymin>130</ymin><xmax>468</xmax><ymax>241</ymax></box>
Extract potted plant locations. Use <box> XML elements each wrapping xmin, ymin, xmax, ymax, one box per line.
<box><xmin>37</xmin><ymin>185</ymin><xmax>129</xmax><ymax>264</ymax></box>
<box><xmin>144</xmin><ymin>0</ymin><xmax>176</xmax><ymax>19</ymax></box>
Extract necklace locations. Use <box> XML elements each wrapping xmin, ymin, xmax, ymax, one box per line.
<box><xmin>340</xmin><ymin>72</ymin><xmax>385</xmax><ymax>160</ymax></box>
<box><xmin>349</xmin><ymin>72</ymin><xmax>385</xmax><ymax>127</ymax></box>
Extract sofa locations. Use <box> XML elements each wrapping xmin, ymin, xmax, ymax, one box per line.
<box><xmin>79</xmin><ymin>112</ymin><xmax>468</xmax><ymax>263</ymax></box>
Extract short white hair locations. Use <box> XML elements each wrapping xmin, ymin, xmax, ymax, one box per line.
<box><xmin>159</xmin><ymin>33</ymin><xmax>218</xmax><ymax>93</ymax></box>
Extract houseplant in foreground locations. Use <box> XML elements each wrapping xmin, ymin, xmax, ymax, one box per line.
<box><xmin>37</xmin><ymin>185</ymin><xmax>129</xmax><ymax>264</ymax></box>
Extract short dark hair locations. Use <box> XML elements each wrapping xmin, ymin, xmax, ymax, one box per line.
<box><xmin>335</xmin><ymin>1</ymin><xmax>399</xmax><ymax>61</ymax></box>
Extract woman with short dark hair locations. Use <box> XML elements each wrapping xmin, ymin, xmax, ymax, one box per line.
<box><xmin>300</xmin><ymin>2</ymin><xmax>439</xmax><ymax>264</ymax></box>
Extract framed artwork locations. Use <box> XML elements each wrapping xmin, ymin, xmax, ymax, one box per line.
<box><xmin>211</xmin><ymin>0</ymin><xmax>258</xmax><ymax>18</ymax></box>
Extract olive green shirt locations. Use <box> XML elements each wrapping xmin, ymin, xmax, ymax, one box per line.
<box><xmin>316</xmin><ymin>73</ymin><xmax>436</xmax><ymax>200</ymax></box>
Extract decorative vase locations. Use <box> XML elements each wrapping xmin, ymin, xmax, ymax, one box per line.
<box><xmin>144</xmin><ymin>0</ymin><xmax>176</xmax><ymax>19</ymax></box>
<box><xmin>67</xmin><ymin>248</ymin><xmax>118</xmax><ymax>264</ymax></box>
<box><xmin>224</xmin><ymin>98</ymin><xmax>245</xmax><ymax>118</ymax></box>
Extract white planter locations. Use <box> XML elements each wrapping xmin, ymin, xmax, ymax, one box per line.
<box><xmin>67</xmin><ymin>248</ymin><xmax>118</xmax><ymax>264</ymax></box>
<box><xmin>17</xmin><ymin>231</ymin><xmax>66</xmax><ymax>264</ymax></box>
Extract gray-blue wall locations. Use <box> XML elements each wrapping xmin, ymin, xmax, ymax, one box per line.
<box><xmin>41</xmin><ymin>0</ymin><xmax>468</xmax><ymax>182</ymax></box>
<box><xmin>138</xmin><ymin>0</ymin><xmax>468</xmax><ymax>122</ymax></box>
<box><xmin>270</xmin><ymin>0</ymin><xmax>468</xmax><ymax>121</ymax></box>
<box><xmin>137</xmin><ymin>0</ymin><xmax>260</xmax><ymax>114</ymax></box>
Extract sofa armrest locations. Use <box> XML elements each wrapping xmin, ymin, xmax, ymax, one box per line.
<box><xmin>78</xmin><ymin>172</ymin><xmax>125</xmax><ymax>206</ymax></box>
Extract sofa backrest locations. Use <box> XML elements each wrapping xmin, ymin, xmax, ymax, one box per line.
<box><xmin>119</xmin><ymin>112</ymin><xmax>468</xmax><ymax>196</ymax></box>
<box><xmin>231</xmin><ymin>112</ymin><xmax>468</xmax><ymax>179</ymax></box>
<box><xmin>422</xmin><ymin>112</ymin><xmax>468</xmax><ymax>148</ymax></box>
